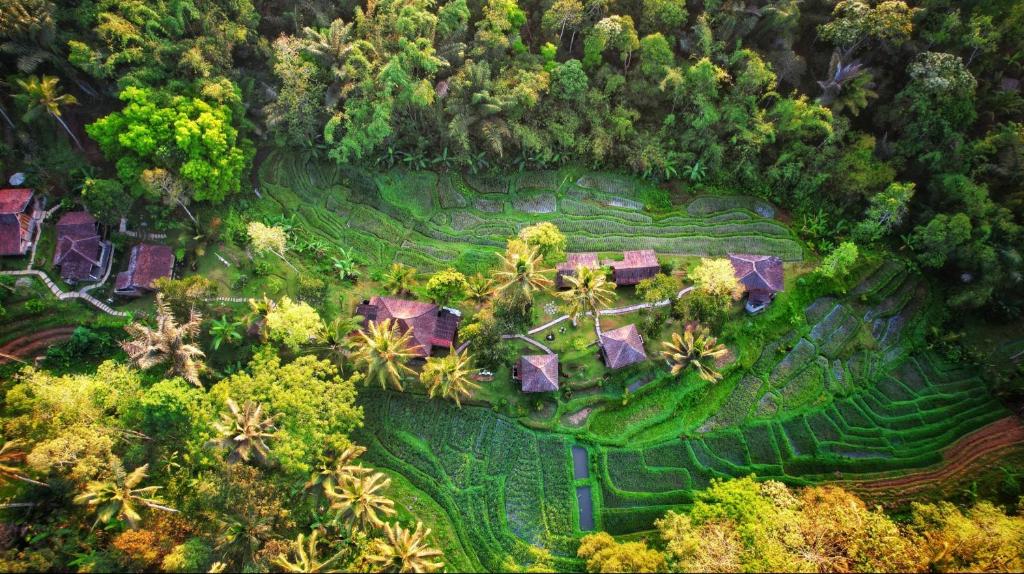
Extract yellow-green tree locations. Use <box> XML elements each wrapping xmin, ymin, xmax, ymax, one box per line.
<box><xmin>519</xmin><ymin>222</ymin><xmax>566</xmax><ymax>263</ymax></box>
<box><xmin>577</xmin><ymin>532</ymin><xmax>666</xmax><ymax>573</ymax></box>
<box><xmin>265</xmin><ymin>296</ymin><xmax>325</xmax><ymax>351</ymax></box>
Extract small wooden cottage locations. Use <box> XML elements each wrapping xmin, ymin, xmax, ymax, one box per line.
<box><xmin>0</xmin><ymin>188</ymin><xmax>40</xmax><ymax>256</ymax></box>
<box><xmin>599</xmin><ymin>324</ymin><xmax>647</xmax><ymax>369</ymax></box>
<box><xmin>729</xmin><ymin>253</ymin><xmax>784</xmax><ymax>314</ymax></box>
<box><xmin>556</xmin><ymin>252</ymin><xmax>600</xmax><ymax>288</ymax></box>
<box><xmin>115</xmin><ymin>244</ymin><xmax>175</xmax><ymax>297</ymax></box>
<box><xmin>514</xmin><ymin>354</ymin><xmax>560</xmax><ymax>393</ymax></box>
<box><xmin>604</xmin><ymin>249</ymin><xmax>660</xmax><ymax>286</ymax></box>
<box><xmin>53</xmin><ymin>211</ymin><xmax>110</xmax><ymax>284</ymax></box>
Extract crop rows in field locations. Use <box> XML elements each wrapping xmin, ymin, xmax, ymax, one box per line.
<box><xmin>258</xmin><ymin>153</ymin><xmax>805</xmax><ymax>273</ymax></box>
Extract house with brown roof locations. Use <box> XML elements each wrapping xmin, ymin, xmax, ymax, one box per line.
<box><xmin>514</xmin><ymin>354</ymin><xmax>559</xmax><ymax>393</ymax></box>
<box><xmin>0</xmin><ymin>188</ymin><xmax>41</xmax><ymax>256</ymax></box>
<box><xmin>599</xmin><ymin>324</ymin><xmax>647</xmax><ymax>369</ymax></box>
<box><xmin>729</xmin><ymin>253</ymin><xmax>784</xmax><ymax>314</ymax></box>
<box><xmin>53</xmin><ymin>211</ymin><xmax>111</xmax><ymax>284</ymax></box>
<box><xmin>556</xmin><ymin>252</ymin><xmax>600</xmax><ymax>288</ymax></box>
<box><xmin>355</xmin><ymin>296</ymin><xmax>461</xmax><ymax>357</ymax></box>
<box><xmin>115</xmin><ymin>244</ymin><xmax>175</xmax><ymax>297</ymax></box>
<box><xmin>603</xmin><ymin>249</ymin><xmax>660</xmax><ymax>286</ymax></box>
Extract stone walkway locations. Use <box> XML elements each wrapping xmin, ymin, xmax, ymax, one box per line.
<box><xmin>0</xmin><ymin>270</ymin><xmax>127</xmax><ymax>317</ymax></box>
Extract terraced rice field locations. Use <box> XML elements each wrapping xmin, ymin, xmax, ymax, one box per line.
<box><xmin>346</xmin><ymin>258</ymin><xmax>1010</xmax><ymax>568</ymax></box>
<box><xmin>258</xmin><ymin>153</ymin><xmax>806</xmax><ymax>275</ymax></box>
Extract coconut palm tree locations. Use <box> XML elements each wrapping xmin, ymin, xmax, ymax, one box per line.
<box><xmin>420</xmin><ymin>348</ymin><xmax>479</xmax><ymax>407</ymax></box>
<box><xmin>315</xmin><ymin>315</ymin><xmax>364</xmax><ymax>373</ymax></box>
<box><xmin>382</xmin><ymin>263</ymin><xmax>417</xmax><ymax>296</ymax></box>
<box><xmin>209</xmin><ymin>399</ymin><xmax>279</xmax><ymax>465</ymax></box>
<box><xmin>121</xmin><ymin>294</ymin><xmax>206</xmax><ymax>387</ymax></box>
<box><xmin>274</xmin><ymin>531</ymin><xmax>344</xmax><ymax>573</ymax></box>
<box><xmin>328</xmin><ymin>471</ymin><xmax>396</xmax><ymax>531</ymax></box>
<box><xmin>367</xmin><ymin>521</ymin><xmax>444</xmax><ymax>573</ymax></box>
<box><xmin>492</xmin><ymin>241</ymin><xmax>552</xmax><ymax>302</ymax></box>
<box><xmin>351</xmin><ymin>319</ymin><xmax>417</xmax><ymax>391</ymax></box>
<box><xmin>660</xmin><ymin>324</ymin><xmax>729</xmax><ymax>383</ymax></box>
<box><xmin>305</xmin><ymin>444</ymin><xmax>371</xmax><ymax>497</ymax></box>
<box><xmin>0</xmin><ymin>439</ymin><xmax>48</xmax><ymax>487</ymax></box>
<box><xmin>13</xmin><ymin>75</ymin><xmax>82</xmax><ymax>150</ymax></box>
<box><xmin>465</xmin><ymin>273</ymin><xmax>495</xmax><ymax>307</ymax></box>
<box><xmin>557</xmin><ymin>265</ymin><xmax>617</xmax><ymax>322</ymax></box>
<box><xmin>73</xmin><ymin>465</ymin><xmax>177</xmax><ymax>528</ymax></box>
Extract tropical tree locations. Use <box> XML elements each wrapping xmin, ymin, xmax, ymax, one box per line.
<box><xmin>0</xmin><ymin>439</ymin><xmax>48</xmax><ymax>487</ymax></box>
<box><xmin>328</xmin><ymin>471</ymin><xmax>396</xmax><ymax>531</ymax></box>
<box><xmin>557</xmin><ymin>266</ymin><xmax>617</xmax><ymax>322</ymax></box>
<box><xmin>121</xmin><ymin>294</ymin><xmax>206</xmax><ymax>387</ymax></box>
<box><xmin>245</xmin><ymin>295</ymin><xmax>278</xmax><ymax>341</ymax></box>
<box><xmin>13</xmin><ymin>74</ymin><xmax>82</xmax><ymax>149</ymax></box>
<box><xmin>264</xmin><ymin>296</ymin><xmax>325</xmax><ymax>352</ymax></box>
<box><xmin>331</xmin><ymin>248</ymin><xmax>360</xmax><ymax>281</ymax></box>
<box><xmin>492</xmin><ymin>240</ymin><xmax>553</xmax><ymax>302</ymax></box>
<box><xmin>247</xmin><ymin>221</ymin><xmax>297</xmax><ymax>272</ymax></box>
<box><xmin>319</xmin><ymin>315</ymin><xmax>364</xmax><ymax>370</ymax></box>
<box><xmin>661</xmin><ymin>324</ymin><xmax>729</xmax><ymax>383</ymax></box>
<box><xmin>209</xmin><ymin>315</ymin><xmax>243</xmax><ymax>351</ymax></box>
<box><xmin>73</xmin><ymin>464</ymin><xmax>177</xmax><ymax>529</ymax></box>
<box><xmin>421</xmin><ymin>348</ymin><xmax>479</xmax><ymax>407</ymax></box>
<box><xmin>209</xmin><ymin>399</ymin><xmax>279</xmax><ymax>466</ymax></box>
<box><xmin>466</xmin><ymin>274</ymin><xmax>495</xmax><ymax>307</ymax></box>
<box><xmin>273</xmin><ymin>531</ymin><xmax>344</xmax><ymax>573</ymax></box>
<box><xmin>305</xmin><ymin>444</ymin><xmax>371</xmax><ymax>498</ymax></box>
<box><xmin>351</xmin><ymin>319</ymin><xmax>417</xmax><ymax>391</ymax></box>
<box><xmin>367</xmin><ymin>521</ymin><xmax>444</xmax><ymax>573</ymax></box>
<box><xmin>382</xmin><ymin>263</ymin><xmax>417</xmax><ymax>296</ymax></box>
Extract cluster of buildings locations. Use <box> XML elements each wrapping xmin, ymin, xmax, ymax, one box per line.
<box><xmin>356</xmin><ymin>247</ymin><xmax>784</xmax><ymax>395</ymax></box>
<box><xmin>0</xmin><ymin>188</ymin><xmax>174</xmax><ymax>297</ymax></box>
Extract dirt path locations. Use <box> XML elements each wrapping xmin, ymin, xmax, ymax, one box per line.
<box><xmin>0</xmin><ymin>326</ymin><xmax>77</xmax><ymax>364</ymax></box>
<box><xmin>843</xmin><ymin>416</ymin><xmax>1024</xmax><ymax>498</ymax></box>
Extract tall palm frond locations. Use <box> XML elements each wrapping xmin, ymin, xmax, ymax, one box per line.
<box><xmin>557</xmin><ymin>265</ymin><xmax>616</xmax><ymax>321</ymax></box>
<box><xmin>465</xmin><ymin>273</ymin><xmax>494</xmax><ymax>306</ymax></box>
<box><xmin>420</xmin><ymin>348</ymin><xmax>479</xmax><ymax>407</ymax></box>
<box><xmin>305</xmin><ymin>444</ymin><xmax>372</xmax><ymax>497</ymax></box>
<box><xmin>73</xmin><ymin>464</ymin><xmax>177</xmax><ymax>528</ymax></box>
<box><xmin>382</xmin><ymin>263</ymin><xmax>417</xmax><ymax>296</ymax></box>
<box><xmin>492</xmin><ymin>242</ymin><xmax>553</xmax><ymax>302</ymax></box>
<box><xmin>367</xmin><ymin>521</ymin><xmax>444</xmax><ymax>573</ymax></box>
<box><xmin>209</xmin><ymin>399</ymin><xmax>279</xmax><ymax>465</ymax></box>
<box><xmin>351</xmin><ymin>319</ymin><xmax>417</xmax><ymax>391</ymax></box>
<box><xmin>273</xmin><ymin>531</ymin><xmax>344</xmax><ymax>573</ymax></box>
<box><xmin>660</xmin><ymin>324</ymin><xmax>729</xmax><ymax>383</ymax></box>
<box><xmin>121</xmin><ymin>294</ymin><xmax>206</xmax><ymax>386</ymax></box>
<box><xmin>328</xmin><ymin>471</ymin><xmax>396</xmax><ymax>531</ymax></box>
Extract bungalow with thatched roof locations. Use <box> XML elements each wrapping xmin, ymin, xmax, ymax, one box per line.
<box><xmin>53</xmin><ymin>211</ymin><xmax>110</xmax><ymax>284</ymax></box>
<box><xmin>603</xmin><ymin>249</ymin><xmax>660</xmax><ymax>286</ymax></box>
<box><xmin>556</xmin><ymin>252</ymin><xmax>600</xmax><ymax>288</ymax></box>
<box><xmin>355</xmin><ymin>296</ymin><xmax>461</xmax><ymax>357</ymax></box>
<box><xmin>514</xmin><ymin>354</ymin><xmax>559</xmax><ymax>393</ymax></box>
<box><xmin>729</xmin><ymin>253</ymin><xmax>784</xmax><ymax>314</ymax></box>
<box><xmin>599</xmin><ymin>324</ymin><xmax>647</xmax><ymax>369</ymax></box>
<box><xmin>0</xmin><ymin>188</ymin><xmax>41</xmax><ymax>256</ymax></box>
<box><xmin>115</xmin><ymin>243</ymin><xmax>175</xmax><ymax>297</ymax></box>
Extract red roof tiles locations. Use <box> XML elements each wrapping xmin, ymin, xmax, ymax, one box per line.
<box><xmin>358</xmin><ymin>296</ymin><xmax>461</xmax><ymax>357</ymax></box>
<box><xmin>728</xmin><ymin>253</ymin><xmax>784</xmax><ymax>294</ymax></box>
<box><xmin>115</xmin><ymin>244</ymin><xmax>174</xmax><ymax>295</ymax></box>
<box><xmin>0</xmin><ymin>189</ymin><xmax>35</xmax><ymax>256</ymax></box>
<box><xmin>517</xmin><ymin>354</ymin><xmax>559</xmax><ymax>392</ymax></box>
<box><xmin>54</xmin><ymin>211</ymin><xmax>105</xmax><ymax>282</ymax></box>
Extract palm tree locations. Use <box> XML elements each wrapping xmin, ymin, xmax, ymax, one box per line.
<box><xmin>305</xmin><ymin>444</ymin><xmax>371</xmax><ymax>497</ymax></box>
<box><xmin>351</xmin><ymin>319</ymin><xmax>417</xmax><ymax>391</ymax></box>
<box><xmin>13</xmin><ymin>75</ymin><xmax>82</xmax><ymax>150</ymax></box>
<box><xmin>0</xmin><ymin>439</ymin><xmax>48</xmax><ymax>487</ymax></box>
<box><xmin>209</xmin><ymin>399</ymin><xmax>279</xmax><ymax>465</ymax></box>
<box><xmin>660</xmin><ymin>324</ymin><xmax>729</xmax><ymax>383</ymax></box>
<box><xmin>465</xmin><ymin>274</ymin><xmax>494</xmax><ymax>307</ymax></box>
<box><xmin>328</xmin><ymin>471</ymin><xmax>396</xmax><ymax>531</ymax></box>
<box><xmin>319</xmin><ymin>315</ymin><xmax>364</xmax><ymax>371</ymax></box>
<box><xmin>73</xmin><ymin>465</ymin><xmax>177</xmax><ymax>529</ymax></box>
<box><xmin>367</xmin><ymin>521</ymin><xmax>444</xmax><ymax>573</ymax></box>
<box><xmin>420</xmin><ymin>348</ymin><xmax>479</xmax><ymax>407</ymax></box>
<box><xmin>121</xmin><ymin>294</ymin><xmax>206</xmax><ymax>387</ymax></box>
<box><xmin>331</xmin><ymin>248</ymin><xmax>360</xmax><ymax>281</ymax></box>
<box><xmin>557</xmin><ymin>266</ymin><xmax>617</xmax><ymax>322</ymax></box>
<box><xmin>274</xmin><ymin>531</ymin><xmax>344</xmax><ymax>573</ymax></box>
<box><xmin>492</xmin><ymin>241</ymin><xmax>553</xmax><ymax>302</ymax></box>
<box><xmin>382</xmin><ymin>263</ymin><xmax>417</xmax><ymax>296</ymax></box>
<box><xmin>209</xmin><ymin>315</ymin><xmax>243</xmax><ymax>351</ymax></box>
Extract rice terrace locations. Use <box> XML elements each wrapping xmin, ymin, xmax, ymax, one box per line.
<box><xmin>2</xmin><ymin>0</ymin><xmax>1024</xmax><ymax>572</ymax></box>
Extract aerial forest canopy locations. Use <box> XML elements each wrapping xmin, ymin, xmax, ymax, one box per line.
<box><xmin>1</xmin><ymin>0</ymin><xmax>1024</xmax><ymax>572</ymax></box>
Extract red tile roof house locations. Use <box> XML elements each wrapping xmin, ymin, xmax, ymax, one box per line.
<box><xmin>729</xmin><ymin>253</ymin><xmax>784</xmax><ymax>314</ymax></box>
<box><xmin>513</xmin><ymin>354</ymin><xmax>560</xmax><ymax>393</ymax></box>
<box><xmin>52</xmin><ymin>211</ymin><xmax>111</xmax><ymax>284</ymax></box>
<box><xmin>355</xmin><ymin>296</ymin><xmax>462</xmax><ymax>358</ymax></box>
<box><xmin>115</xmin><ymin>244</ymin><xmax>175</xmax><ymax>297</ymax></box>
<box><xmin>0</xmin><ymin>188</ymin><xmax>42</xmax><ymax>257</ymax></box>
<box><xmin>603</xmin><ymin>249</ymin><xmax>660</xmax><ymax>286</ymax></box>
<box><xmin>599</xmin><ymin>324</ymin><xmax>648</xmax><ymax>369</ymax></box>
<box><xmin>556</xmin><ymin>252</ymin><xmax>600</xmax><ymax>288</ymax></box>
